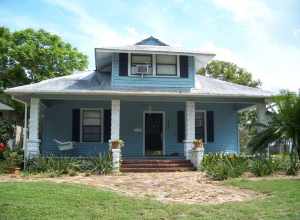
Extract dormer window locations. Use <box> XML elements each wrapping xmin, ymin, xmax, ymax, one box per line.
<box><xmin>131</xmin><ymin>54</ymin><xmax>153</xmax><ymax>75</ymax></box>
<box><xmin>156</xmin><ymin>55</ymin><xmax>177</xmax><ymax>76</ymax></box>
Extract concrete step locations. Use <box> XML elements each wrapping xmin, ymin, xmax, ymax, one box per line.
<box><xmin>122</xmin><ymin>159</ymin><xmax>190</xmax><ymax>164</ymax></box>
<box><xmin>121</xmin><ymin>163</ymin><xmax>194</xmax><ymax>168</ymax></box>
<box><xmin>120</xmin><ymin>167</ymin><xmax>195</xmax><ymax>172</ymax></box>
<box><xmin>121</xmin><ymin>159</ymin><xmax>195</xmax><ymax>172</ymax></box>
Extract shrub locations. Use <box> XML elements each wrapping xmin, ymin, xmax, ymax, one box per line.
<box><xmin>249</xmin><ymin>156</ymin><xmax>281</xmax><ymax>177</ymax></box>
<box><xmin>202</xmin><ymin>153</ymin><xmax>248</xmax><ymax>180</ymax></box>
<box><xmin>27</xmin><ymin>153</ymin><xmax>112</xmax><ymax>175</ymax></box>
<box><xmin>0</xmin><ymin>148</ymin><xmax>24</xmax><ymax>174</ymax></box>
<box><xmin>285</xmin><ymin>153</ymin><xmax>299</xmax><ymax>176</ymax></box>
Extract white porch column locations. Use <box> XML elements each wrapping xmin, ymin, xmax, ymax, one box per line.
<box><xmin>184</xmin><ymin>101</ymin><xmax>195</xmax><ymax>160</ymax></box>
<box><xmin>256</xmin><ymin>103</ymin><xmax>267</xmax><ymax>126</ymax></box>
<box><xmin>26</xmin><ymin>98</ymin><xmax>40</xmax><ymax>159</ymax></box>
<box><xmin>110</xmin><ymin>99</ymin><xmax>121</xmax><ymax>172</ymax></box>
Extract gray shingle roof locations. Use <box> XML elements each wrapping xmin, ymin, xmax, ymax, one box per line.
<box><xmin>5</xmin><ymin>71</ymin><xmax>273</xmax><ymax>98</ymax></box>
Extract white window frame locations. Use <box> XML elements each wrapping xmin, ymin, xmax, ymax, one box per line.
<box><xmin>80</xmin><ymin>108</ymin><xmax>104</xmax><ymax>143</ymax></box>
<box><xmin>195</xmin><ymin>110</ymin><xmax>207</xmax><ymax>143</ymax></box>
<box><xmin>128</xmin><ymin>53</ymin><xmax>180</xmax><ymax>78</ymax></box>
<box><xmin>129</xmin><ymin>53</ymin><xmax>153</xmax><ymax>76</ymax></box>
<box><xmin>156</xmin><ymin>54</ymin><xmax>179</xmax><ymax>77</ymax></box>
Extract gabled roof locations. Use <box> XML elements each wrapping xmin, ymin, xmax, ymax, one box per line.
<box><xmin>0</xmin><ymin>102</ymin><xmax>14</xmax><ymax>111</ymax></box>
<box><xmin>135</xmin><ymin>36</ymin><xmax>169</xmax><ymax>46</ymax></box>
<box><xmin>5</xmin><ymin>71</ymin><xmax>273</xmax><ymax>98</ymax></box>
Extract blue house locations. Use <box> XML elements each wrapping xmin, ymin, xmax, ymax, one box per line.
<box><xmin>6</xmin><ymin>36</ymin><xmax>272</xmax><ymax>171</ymax></box>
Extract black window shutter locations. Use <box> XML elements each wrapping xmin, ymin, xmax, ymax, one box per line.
<box><xmin>119</xmin><ymin>53</ymin><xmax>128</xmax><ymax>76</ymax></box>
<box><xmin>180</xmin><ymin>55</ymin><xmax>188</xmax><ymax>78</ymax></box>
<box><xmin>177</xmin><ymin>111</ymin><xmax>185</xmax><ymax>143</ymax></box>
<box><xmin>104</xmin><ymin>109</ymin><xmax>111</xmax><ymax>143</ymax></box>
<box><xmin>72</xmin><ymin>109</ymin><xmax>80</xmax><ymax>142</ymax></box>
<box><xmin>207</xmin><ymin>111</ymin><xmax>214</xmax><ymax>142</ymax></box>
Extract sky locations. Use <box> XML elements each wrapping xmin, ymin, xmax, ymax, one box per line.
<box><xmin>1</xmin><ymin>0</ymin><xmax>300</xmax><ymax>92</ymax></box>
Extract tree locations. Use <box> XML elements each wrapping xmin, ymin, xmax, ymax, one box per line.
<box><xmin>198</xmin><ymin>60</ymin><xmax>262</xmax><ymax>153</ymax></box>
<box><xmin>0</xmin><ymin>27</ymin><xmax>88</xmax><ymax>89</ymax></box>
<box><xmin>248</xmin><ymin>91</ymin><xmax>300</xmax><ymax>158</ymax></box>
<box><xmin>0</xmin><ymin>27</ymin><xmax>88</xmax><ymax>122</ymax></box>
<box><xmin>198</xmin><ymin>60</ymin><xmax>261</xmax><ymax>87</ymax></box>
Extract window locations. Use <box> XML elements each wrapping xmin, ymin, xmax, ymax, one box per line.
<box><xmin>81</xmin><ymin>109</ymin><xmax>102</xmax><ymax>142</ymax></box>
<box><xmin>156</xmin><ymin>55</ymin><xmax>177</xmax><ymax>76</ymax></box>
<box><xmin>131</xmin><ymin>54</ymin><xmax>152</xmax><ymax>75</ymax></box>
<box><xmin>195</xmin><ymin>111</ymin><xmax>206</xmax><ymax>142</ymax></box>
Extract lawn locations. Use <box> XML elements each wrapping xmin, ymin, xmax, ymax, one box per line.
<box><xmin>0</xmin><ymin>179</ymin><xmax>299</xmax><ymax>220</ymax></box>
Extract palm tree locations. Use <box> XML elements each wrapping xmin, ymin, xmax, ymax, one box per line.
<box><xmin>248</xmin><ymin>91</ymin><xmax>300</xmax><ymax>158</ymax></box>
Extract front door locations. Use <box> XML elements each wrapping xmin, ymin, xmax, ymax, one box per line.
<box><xmin>145</xmin><ymin>113</ymin><xmax>164</xmax><ymax>156</ymax></box>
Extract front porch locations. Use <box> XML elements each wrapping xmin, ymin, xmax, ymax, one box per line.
<box><xmin>25</xmin><ymin>96</ymin><xmax>265</xmax><ymax>170</ymax></box>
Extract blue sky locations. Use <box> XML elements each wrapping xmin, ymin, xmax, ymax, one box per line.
<box><xmin>1</xmin><ymin>0</ymin><xmax>300</xmax><ymax>92</ymax></box>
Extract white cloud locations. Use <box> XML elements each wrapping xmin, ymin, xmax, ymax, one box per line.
<box><xmin>211</xmin><ymin>0</ymin><xmax>300</xmax><ymax>93</ymax></box>
<box><xmin>213</xmin><ymin>0</ymin><xmax>273</xmax><ymax>25</ymax></box>
<box><xmin>44</xmin><ymin>0</ymin><xmax>141</xmax><ymax>47</ymax></box>
<box><xmin>199</xmin><ymin>42</ymin><xmax>240</xmax><ymax>64</ymax></box>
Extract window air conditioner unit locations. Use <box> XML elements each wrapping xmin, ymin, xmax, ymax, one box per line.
<box><xmin>136</xmin><ymin>64</ymin><xmax>149</xmax><ymax>77</ymax></box>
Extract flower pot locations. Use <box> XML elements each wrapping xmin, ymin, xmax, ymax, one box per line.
<box><xmin>111</xmin><ymin>142</ymin><xmax>120</xmax><ymax>149</ymax></box>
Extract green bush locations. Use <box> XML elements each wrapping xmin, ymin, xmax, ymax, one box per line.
<box><xmin>285</xmin><ymin>153</ymin><xmax>299</xmax><ymax>176</ymax></box>
<box><xmin>202</xmin><ymin>153</ymin><xmax>248</xmax><ymax>180</ymax></box>
<box><xmin>249</xmin><ymin>156</ymin><xmax>283</xmax><ymax>177</ymax></box>
<box><xmin>27</xmin><ymin>153</ymin><xmax>112</xmax><ymax>176</ymax></box>
<box><xmin>0</xmin><ymin>148</ymin><xmax>24</xmax><ymax>174</ymax></box>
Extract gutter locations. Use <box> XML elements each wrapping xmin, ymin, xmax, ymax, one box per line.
<box><xmin>11</xmin><ymin>96</ymin><xmax>28</xmax><ymax>166</ymax></box>
<box><xmin>5</xmin><ymin>89</ymin><xmax>273</xmax><ymax>99</ymax></box>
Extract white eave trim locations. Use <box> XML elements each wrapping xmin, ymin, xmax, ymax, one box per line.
<box><xmin>5</xmin><ymin>89</ymin><xmax>272</xmax><ymax>99</ymax></box>
<box><xmin>95</xmin><ymin>48</ymin><xmax>216</xmax><ymax>57</ymax></box>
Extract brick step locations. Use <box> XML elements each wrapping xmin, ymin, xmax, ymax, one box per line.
<box><xmin>121</xmin><ymin>163</ymin><xmax>194</xmax><ymax>168</ymax></box>
<box><xmin>122</xmin><ymin>159</ymin><xmax>189</xmax><ymax>164</ymax></box>
<box><xmin>120</xmin><ymin>167</ymin><xmax>195</xmax><ymax>172</ymax></box>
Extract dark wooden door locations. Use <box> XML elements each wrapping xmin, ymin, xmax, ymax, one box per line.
<box><xmin>145</xmin><ymin>113</ymin><xmax>163</xmax><ymax>156</ymax></box>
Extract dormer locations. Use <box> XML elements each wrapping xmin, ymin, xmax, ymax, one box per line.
<box><xmin>95</xmin><ymin>36</ymin><xmax>215</xmax><ymax>88</ymax></box>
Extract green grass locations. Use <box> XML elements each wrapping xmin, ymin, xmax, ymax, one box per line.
<box><xmin>0</xmin><ymin>179</ymin><xmax>300</xmax><ymax>220</ymax></box>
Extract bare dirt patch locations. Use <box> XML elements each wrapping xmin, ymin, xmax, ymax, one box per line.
<box><xmin>0</xmin><ymin>172</ymin><xmax>259</xmax><ymax>204</ymax></box>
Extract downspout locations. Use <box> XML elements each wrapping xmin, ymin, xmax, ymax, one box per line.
<box><xmin>11</xmin><ymin>96</ymin><xmax>28</xmax><ymax>167</ymax></box>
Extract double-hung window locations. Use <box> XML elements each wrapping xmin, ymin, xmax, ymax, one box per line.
<box><xmin>131</xmin><ymin>54</ymin><xmax>152</xmax><ymax>75</ymax></box>
<box><xmin>81</xmin><ymin>109</ymin><xmax>102</xmax><ymax>142</ymax></box>
<box><xmin>195</xmin><ymin>111</ymin><xmax>206</xmax><ymax>142</ymax></box>
<box><xmin>156</xmin><ymin>55</ymin><xmax>177</xmax><ymax>76</ymax></box>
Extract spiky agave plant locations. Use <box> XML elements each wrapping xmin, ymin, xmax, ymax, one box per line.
<box><xmin>248</xmin><ymin>90</ymin><xmax>300</xmax><ymax>159</ymax></box>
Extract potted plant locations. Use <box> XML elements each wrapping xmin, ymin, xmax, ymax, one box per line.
<box><xmin>192</xmin><ymin>139</ymin><xmax>204</xmax><ymax>149</ymax></box>
<box><xmin>111</xmin><ymin>139</ymin><xmax>124</xmax><ymax>149</ymax></box>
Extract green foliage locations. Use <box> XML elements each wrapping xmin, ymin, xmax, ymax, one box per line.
<box><xmin>198</xmin><ymin>60</ymin><xmax>261</xmax><ymax>87</ymax></box>
<box><xmin>0</xmin><ymin>26</ymin><xmax>88</xmax><ymax>120</ymax></box>
<box><xmin>285</xmin><ymin>153</ymin><xmax>299</xmax><ymax>175</ymax></box>
<box><xmin>202</xmin><ymin>153</ymin><xmax>248</xmax><ymax>180</ymax></box>
<box><xmin>248</xmin><ymin>91</ymin><xmax>300</xmax><ymax>158</ymax></box>
<box><xmin>0</xmin><ymin>119</ymin><xmax>14</xmax><ymax>144</ymax></box>
<box><xmin>201</xmin><ymin>153</ymin><xmax>299</xmax><ymax>180</ymax></box>
<box><xmin>0</xmin><ymin>27</ymin><xmax>88</xmax><ymax>86</ymax></box>
<box><xmin>0</xmin><ymin>147</ymin><xmax>24</xmax><ymax>173</ymax></box>
<box><xmin>27</xmin><ymin>154</ymin><xmax>112</xmax><ymax>176</ymax></box>
<box><xmin>250</xmin><ymin>157</ymin><xmax>278</xmax><ymax>177</ymax></box>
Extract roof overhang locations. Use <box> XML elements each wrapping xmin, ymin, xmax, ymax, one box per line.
<box><xmin>95</xmin><ymin>47</ymin><xmax>216</xmax><ymax>57</ymax></box>
<box><xmin>6</xmin><ymin>89</ymin><xmax>271</xmax><ymax>99</ymax></box>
